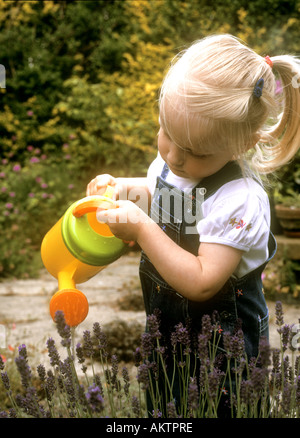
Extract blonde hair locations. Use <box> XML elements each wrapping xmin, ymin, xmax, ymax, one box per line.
<box><xmin>159</xmin><ymin>34</ymin><xmax>300</xmax><ymax>174</ymax></box>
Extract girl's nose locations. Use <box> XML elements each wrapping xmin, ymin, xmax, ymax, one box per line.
<box><xmin>167</xmin><ymin>144</ymin><xmax>185</xmax><ymax>167</ymax></box>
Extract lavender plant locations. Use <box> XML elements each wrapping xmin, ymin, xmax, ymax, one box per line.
<box><xmin>0</xmin><ymin>303</ymin><xmax>299</xmax><ymax>418</ymax></box>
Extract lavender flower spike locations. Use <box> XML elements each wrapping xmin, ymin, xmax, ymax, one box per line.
<box><xmin>275</xmin><ymin>301</ymin><xmax>284</xmax><ymax>327</ymax></box>
<box><xmin>86</xmin><ymin>383</ymin><xmax>104</xmax><ymax>413</ymax></box>
<box><xmin>54</xmin><ymin>310</ymin><xmax>71</xmax><ymax>347</ymax></box>
<box><xmin>83</xmin><ymin>330</ymin><xmax>94</xmax><ymax>358</ymax></box>
<box><xmin>46</xmin><ymin>338</ymin><xmax>61</xmax><ymax>367</ymax></box>
<box><xmin>15</xmin><ymin>345</ymin><xmax>32</xmax><ymax>389</ymax></box>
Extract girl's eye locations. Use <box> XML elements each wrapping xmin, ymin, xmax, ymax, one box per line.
<box><xmin>187</xmin><ymin>150</ymin><xmax>212</xmax><ymax>159</ymax></box>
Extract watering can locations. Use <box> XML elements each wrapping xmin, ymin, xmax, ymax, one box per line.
<box><xmin>41</xmin><ymin>186</ymin><xmax>126</xmax><ymax>327</ymax></box>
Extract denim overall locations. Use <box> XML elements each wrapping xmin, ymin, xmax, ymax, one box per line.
<box><xmin>139</xmin><ymin>160</ymin><xmax>276</xmax><ymax>416</ymax></box>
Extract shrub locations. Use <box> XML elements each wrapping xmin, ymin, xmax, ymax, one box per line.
<box><xmin>0</xmin><ymin>141</ymin><xmax>83</xmax><ymax>278</ymax></box>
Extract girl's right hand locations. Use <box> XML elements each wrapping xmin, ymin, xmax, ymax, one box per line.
<box><xmin>86</xmin><ymin>174</ymin><xmax>118</xmax><ymax>199</ymax></box>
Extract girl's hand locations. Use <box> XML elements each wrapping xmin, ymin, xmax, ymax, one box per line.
<box><xmin>86</xmin><ymin>174</ymin><xmax>126</xmax><ymax>200</ymax></box>
<box><xmin>86</xmin><ymin>174</ymin><xmax>116</xmax><ymax>197</ymax></box>
<box><xmin>97</xmin><ymin>200</ymin><xmax>151</xmax><ymax>243</ymax></box>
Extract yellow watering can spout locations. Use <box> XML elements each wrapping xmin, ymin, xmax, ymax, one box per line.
<box><xmin>41</xmin><ymin>185</ymin><xmax>126</xmax><ymax>327</ymax></box>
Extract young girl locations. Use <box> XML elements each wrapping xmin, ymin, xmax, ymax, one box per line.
<box><xmin>87</xmin><ymin>34</ymin><xmax>300</xmax><ymax>416</ymax></box>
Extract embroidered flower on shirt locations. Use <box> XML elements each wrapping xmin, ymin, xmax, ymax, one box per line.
<box><xmin>235</xmin><ymin>219</ymin><xmax>246</xmax><ymax>229</ymax></box>
<box><xmin>229</xmin><ymin>217</ymin><xmax>237</xmax><ymax>226</ymax></box>
<box><xmin>229</xmin><ymin>217</ymin><xmax>252</xmax><ymax>231</ymax></box>
<box><xmin>236</xmin><ymin>289</ymin><xmax>243</xmax><ymax>297</ymax></box>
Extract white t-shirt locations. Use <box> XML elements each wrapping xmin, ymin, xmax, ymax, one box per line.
<box><xmin>147</xmin><ymin>153</ymin><xmax>271</xmax><ymax>278</ymax></box>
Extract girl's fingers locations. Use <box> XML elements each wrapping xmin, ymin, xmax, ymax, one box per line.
<box><xmin>86</xmin><ymin>174</ymin><xmax>116</xmax><ymax>196</ymax></box>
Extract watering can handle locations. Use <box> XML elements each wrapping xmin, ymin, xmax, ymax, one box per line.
<box><xmin>72</xmin><ymin>185</ymin><xmax>115</xmax><ymax>218</ymax></box>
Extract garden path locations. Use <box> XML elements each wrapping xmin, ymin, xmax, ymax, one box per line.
<box><xmin>0</xmin><ymin>252</ymin><xmax>299</xmax><ymax>364</ymax></box>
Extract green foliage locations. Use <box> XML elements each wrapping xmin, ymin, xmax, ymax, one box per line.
<box><xmin>0</xmin><ymin>143</ymin><xmax>83</xmax><ymax>278</ymax></box>
<box><xmin>263</xmin><ymin>257</ymin><xmax>300</xmax><ymax>302</ymax></box>
<box><xmin>273</xmin><ymin>155</ymin><xmax>300</xmax><ymax>207</ymax></box>
<box><xmin>1</xmin><ymin>0</ymin><xmax>300</xmax><ymax>278</ymax></box>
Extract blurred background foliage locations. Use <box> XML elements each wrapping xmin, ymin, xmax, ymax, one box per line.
<box><xmin>0</xmin><ymin>0</ymin><xmax>300</xmax><ymax>279</ymax></box>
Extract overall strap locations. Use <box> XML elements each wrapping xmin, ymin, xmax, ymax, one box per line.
<box><xmin>161</xmin><ymin>162</ymin><xmax>169</xmax><ymax>180</ymax></box>
<box><xmin>197</xmin><ymin>161</ymin><xmax>245</xmax><ymax>201</ymax></box>
<box><xmin>161</xmin><ymin>160</ymin><xmax>255</xmax><ymax>201</ymax></box>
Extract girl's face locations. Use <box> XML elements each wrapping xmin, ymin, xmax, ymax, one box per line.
<box><xmin>158</xmin><ymin>127</ymin><xmax>233</xmax><ymax>180</ymax></box>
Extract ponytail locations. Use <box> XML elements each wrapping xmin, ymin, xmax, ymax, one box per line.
<box><xmin>254</xmin><ymin>55</ymin><xmax>300</xmax><ymax>173</ymax></box>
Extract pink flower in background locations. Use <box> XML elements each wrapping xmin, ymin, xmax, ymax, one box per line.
<box><xmin>13</xmin><ymin>164</ymin><xmax>21</xmax><ymax>172</ymax></box>
<box><xmin>30</xmin><ymin>157</ymin><xmax>40</xmax><ymax>163</ymax></box>
<box><xmin>5</xmin><ymin>202</ymin><xmax>13</xmax><ymax>209</ymax></box>
<box><xmin>28</xmin><ymin>193</ymin><xmax>35</xmax><ymax>198</ymax></box>
<box><xmin>0</xmin><ymin>172</ymin><xmax>5</xmax><ymax>178</ymax></box>
<box><xmin>27</xmin><ymin>110</ymin><xmax>34</xmax><ymax>116</ymax></box>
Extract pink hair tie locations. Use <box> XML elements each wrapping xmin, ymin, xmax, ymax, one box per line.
<box><xmin>265</xmin><ymin>56</ymin><xmax>273</xmax><ymax>68</ymax></box>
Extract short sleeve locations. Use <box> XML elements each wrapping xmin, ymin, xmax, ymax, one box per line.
<box><xmin>197</xmin><ymin>189</ymin><xmax>270</xmax><ymax>252</ymax></box>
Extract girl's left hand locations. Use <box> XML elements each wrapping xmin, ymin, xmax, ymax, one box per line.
<box><xmin>97</xmin><ymin>200</ymin><xmax>150</xmax><ymax>243</ymax></box>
